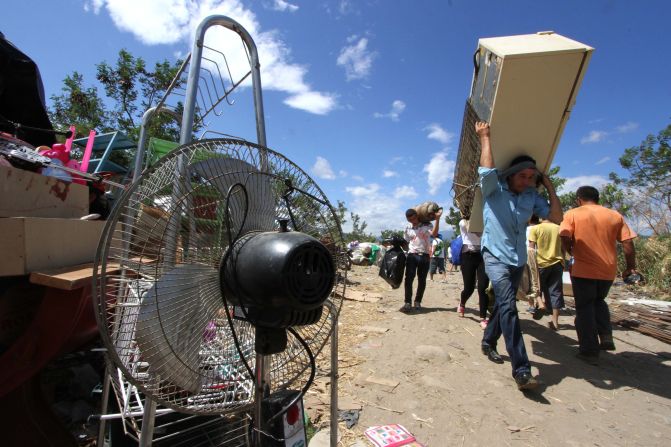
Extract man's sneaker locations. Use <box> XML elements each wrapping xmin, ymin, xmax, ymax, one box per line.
<box><xmin>457</xmin><ymin>305</ymin><xmax>465</xmax><ymax>317</ymax></box>
<box><xmin>514</xmin><ymin>371</ymin><xmax>538</xmax><ymax>391</ymax></box>
<box><xmin>399</xmin><ymin>303</ymin><xmax>412</xmax><ymax>313</ymax></box>
<box><xmin>575</xmin><ymin>351</ymin><xmax>599</xmax><ymax>366</ymax></box>
<box><xmin>414</xmin><ymin>301</ymin><xmax>422</xmax><ymax>311</ymax></box>
<box><xmin>480</xmin><ymin>319</ymin><xmax>489</xmax><ymax>329</ymax></box>
<box><xmin>599</xmin><ymin>334</ymin><xmax>616</xmax><ymax>351</ymax></box>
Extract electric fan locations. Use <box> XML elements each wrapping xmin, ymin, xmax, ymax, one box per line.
<box><xmin>93</xmin><ymin>138</ymin><xmax>347</xmax><ymax>441</ymax></box>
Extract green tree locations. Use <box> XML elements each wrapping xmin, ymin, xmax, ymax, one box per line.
<box><xmin>333</xmin><ymin>200</ymin><xmax>375</xmax><ymax>242</ymax></box>
<box><xmin>95</xmin><ymin>49</ymin><xmax>184</xmax><ymax>143</ymax></box>
<box><xmin>335</xmin><ymin>200</ymin><xmax>348</xmax><ymax>228</ymax></box>
<box><xmin>599</xmin><ymin>183</ymin><xmax>630</xmax><ymax>217</ymax></box>
<box><xmin>610</xmin><ymin>122</ymin><xmax>671</xmax><ymax>235</ymax></box>
<box><xmin>49</xmin><ymin>72</ymin><xmax>110</xmax><ymax>137</ymax></box>
<box><xmin>49</xmin><ymin>49</ymin><xmax>186</xmax><ymax>166</ymax></box>
<box><xmin>539</xmin><ymin>166</ymin><xmax>575</xmax><ymax>212</ymax></box>
<box><xmin>443</xmin><ymin>206</ymin><xmax>462</xmax><ymax>235</ymax></box>
<box><xmin>349</xmin><ymin>212</ymin><xmax>375</xmax><ymax>242</ymax></box>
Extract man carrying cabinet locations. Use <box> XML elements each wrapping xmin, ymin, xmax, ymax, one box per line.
<box><xmin>475</xmin><ymin>121</ymin><xmax>563</xmax><ymax>390</ymax></box>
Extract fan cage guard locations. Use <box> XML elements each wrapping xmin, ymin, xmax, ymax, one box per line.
<box><xmin>107</xmin><ymin>365</ymin><xmax>250</xmax><ymax>446</ymax></box>
<box><xmin>452</xmin><ymin>101</ymin><xmax>483</xmax><ymax>217</ymax></box>
<box><xmin>94</xmin><ymin>138</ymin><xmax>346</xmax><ymax>415</ymax></box>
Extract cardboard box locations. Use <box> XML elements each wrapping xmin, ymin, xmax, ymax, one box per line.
<box><xmin>0</xmin><ymin>217</ymin><xmax>111</xmax><ymax>276</ymax></box>
<box><xmin>0</xmin><ymin>165</ymin><xmax>89</xmax><ymax>218</ymax></box>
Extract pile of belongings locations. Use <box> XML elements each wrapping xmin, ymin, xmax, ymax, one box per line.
<box><xmin>347</xmin><ymin>241</ymin><xmax>385</xmax><ymax>266</ymax></box>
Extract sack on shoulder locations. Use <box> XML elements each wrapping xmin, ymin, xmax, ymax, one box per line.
<box><xmin>378</xmin><ymin>246</ymin><xmax>406</xmax><ymax>289</ymax></box>
<box><xmin>414</xmin><ymin>201</ymin><xmax>443</xmax><ymax>223</ymax></box>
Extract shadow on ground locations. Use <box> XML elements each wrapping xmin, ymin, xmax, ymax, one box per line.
<box><xmin>522</xmin><ymin>319</ymin><xmax>671</xmax><ymax>401</ymax></box>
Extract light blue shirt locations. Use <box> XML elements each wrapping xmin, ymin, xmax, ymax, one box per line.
<box><xmin>479</xmin><ymin>167</ymin><xmax>550</xmax><ymax>267</ymax></box>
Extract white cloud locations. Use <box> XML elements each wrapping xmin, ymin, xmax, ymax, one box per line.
<box><xmin>351</xmin><ymin>175</ymin><xmax>364</xmax><ymax>182</ymax></box>
<box><xmin>423</xmin><ymin>151</ymin><xmax>455</xmax><ymax>195</ymax></box>
<box><xmin>373</xmin><ymin>100</ymin><xmax>406</xmax><ymax>122</ymax></box>
<box><xmin>424</xmin><ymin>123</ymin><xmax>453</xmax><ymax>145</ymax></box>
<box><xmin>87</xmin><ymin>0</ymin><xmax>336</xmax><ymax>115</ymax></box>
<box><xmin>84</xmin><ymin>0</ymin><xmax>105</xmax><ymax>13</ymax></box>
<box><xmin>616</xmin><ymin>121</ymin><xmax>638</xmax><ymax>133</ymax></box>
<box><xmin>337</xmin><ymin>36</ymin><xmax>376</xmax><ymax>81</ymax></box>
<box><xmin>394</xmin><ymin>185</ymin><xmax>417</xmax><ymax>199</ymax></box>
<box><xmin>270</xmin><ymin>0</ymin><xmax>298</xmax><ymax>12</ymax></box>
<box><xmin>345</xmin><ymin>183</ymin><xmax>380</xmax><ymax>197</ymax></box>
<box><xmin>284</xmin><ymin>91</ymin><xmax>338</xmax><ymax>115</ymax></box>
<box><xmin>595</xmin><ymin>156</ymin><xmax>610</xmax><ymax>165</ymax></box>
<box><xmin>559</xmin><ymin>175</ymin><xmax>609</xmax><ymax>194</ymax></box>
<box><xmin>344</xmin><ymin>184</ymin><xmax>407</xmax><ymax>235</ymax></box>
<box><xmin>382</xmin><ymin>170</ymin><xmax>397</xmax><ymax>178</ymax></box>
<box><xmin>338</xmin><ymin>0</ymin><xmax>354</xmax><ymax>15</ymax></box>
<box><xmin>580</xmin><ymin>130</ymin><xmax>608</xmax><ymax>144</ymax></box>
<box><xmin>311</xmin><ymin>156</ymin><xmax>336</xmax><ymax>180</ymax></box>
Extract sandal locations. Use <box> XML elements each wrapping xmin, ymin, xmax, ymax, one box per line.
<box><xmin>548</xmin><ymin>321</ymin><xmax>558</xmax><ymax>331</ymax></box>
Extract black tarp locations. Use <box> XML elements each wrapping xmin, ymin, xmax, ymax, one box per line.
<box><xmin>0</xmin><ymin>32</ymin><xmax>56</xmax><ymax>147</ymax></box>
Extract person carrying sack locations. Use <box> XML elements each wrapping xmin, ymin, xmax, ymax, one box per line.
<box><xmin>401</xmin><ymin>207</ymin><xmax>442</xmax><ymax>312</ymax></box>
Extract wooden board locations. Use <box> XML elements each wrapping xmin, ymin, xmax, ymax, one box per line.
<box><xmin>29</xmin><ymin>257</ymin><xmax>156</xmax><ymax>290</ymax></box>
<box><xmin>29</xmin><ymin>263</ymin><xmax>117</xmax><ymax>290</ymax></box>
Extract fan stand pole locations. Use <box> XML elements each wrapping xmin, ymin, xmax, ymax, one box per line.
<box><xmin>253</xmin><ymin>352</ymin><xmax>270</xmax><ymax>446</ymax></box>
<box><xmin>96</xmin><ymin>368</ymin><xmax>111</xmax><ymax>445</ymax></box>
<box><xmin>138</xmin><ymin>396</ymin><xmax>158</xmax><ymax>446</ymax></box>
<box><xmin>329</xmin><ymin>312</ymin><xmax>339</xmax><ymax>447</ymax></box>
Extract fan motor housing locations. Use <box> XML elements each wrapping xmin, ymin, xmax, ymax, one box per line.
<box><xmin>220</xmin><ymin>231</ymin><xmax>335</xmax><ymax>327</ymax></box>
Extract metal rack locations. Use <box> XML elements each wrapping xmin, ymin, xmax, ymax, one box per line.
<box><xmin>98</xmin><ymin>14</ymin><xmax>340</xmax><ymax>447</ymax></box>
<box><xmin>452</xmin><ymin>101</ymin><xmax>482</xmax><ymax>218</ymax></box>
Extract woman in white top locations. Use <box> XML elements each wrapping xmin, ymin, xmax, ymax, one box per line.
<box><xmin>457</xmin><ymin>218</ymin><xmax>490</xmax><ymax>328</ymax></box>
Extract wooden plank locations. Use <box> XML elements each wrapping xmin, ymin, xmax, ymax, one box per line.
<box><xmin>29</xmin><ymin>263</ymin><xmax>120</xmax><ymax>290</ymax></box>
<box><xmin>28</xmin><ymin>258</ymin><xmax>155</xmax><ymax>291</ymax></box>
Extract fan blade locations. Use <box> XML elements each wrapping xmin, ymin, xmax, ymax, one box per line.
<box><xmin>135</xmin><ymin>263</ymin><xmax>220</xmax><ymax>394</ymax></box>
<box><xmin>191</xmin><ymin>158</ymin><xmax>277</xmax><ymax>234</ymax></box>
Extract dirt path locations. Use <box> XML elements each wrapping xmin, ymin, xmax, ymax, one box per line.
<box><xmin>312</xmin><ymin>265</ymin><xmax>671</xmax><ymax>446</ymax></box>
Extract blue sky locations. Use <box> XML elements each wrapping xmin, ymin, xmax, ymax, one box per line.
<box><xmin>3</xmin><ymin>0</ymin><xmax>670</xmax><ymax>235</ymax></box>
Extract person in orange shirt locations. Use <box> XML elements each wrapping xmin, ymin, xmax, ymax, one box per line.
<box><xmin>559</xmin><ymin>186</ymin><xmax>638</xmax><ymax>365</ymax></box>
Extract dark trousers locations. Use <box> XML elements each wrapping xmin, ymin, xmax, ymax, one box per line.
<box><xmin>459</xmin><ymin>251</ymin><xmax>490</xmax><ymax>319</ymax></box>
<box><xmin>481</xmin><ymin>250</ymin><xmax>530</xmax><ymax>377</ymax></box>
<box><xmin>571</xmin><ymin>276</ymin><xmax>613</xmax><ymax>355</ymax></box>
<box><xmin>404</xmin><ymin>253</ymin><xmax>430</xmax><ymax>304</ymax></box>
<box><xmin>539</xmin><ymin>262</ymin><xmax>565</xmax><ymax>310</ymax></box>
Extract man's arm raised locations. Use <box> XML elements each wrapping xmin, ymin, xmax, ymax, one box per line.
<box><xmin>476</xmin><ymin>121</ymin><xmax>494</xmax><ymax>168</ymax></box>
<box><xmin>540</xmin><ymin>173</ymin><xmax>563</xmax><ymax>224</ymax></box>
<box><xmin>431</xmin><ymin>209</ymin><xmax>442</xmax><ymax>238</ymax></box>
